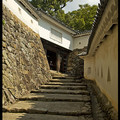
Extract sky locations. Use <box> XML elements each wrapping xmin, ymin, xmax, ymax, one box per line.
<box><xmin>62</xmin><ymin>0</ymin><xmax>100</xmax><ymax>13</ymax></box>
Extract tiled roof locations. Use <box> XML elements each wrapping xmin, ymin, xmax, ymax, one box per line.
<box><xmin>74</xmin><ymin>30</ymin><xmax>92</xmax><ymax>36</ymax></box>
<box><xmin>87</xmin><ymin>0</ymin><xmax>109</xmax><ymax>54</ymax></box>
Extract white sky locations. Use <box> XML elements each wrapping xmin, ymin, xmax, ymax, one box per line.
<box><xmin>63</xmin><ymin>0</ymin><xmax>100</xmax><ymax>13</ymax></box>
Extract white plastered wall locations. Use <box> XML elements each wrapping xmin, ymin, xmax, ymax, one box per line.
<box><xmin>38</xmin><ymin>19</ymin><xmax>73</xmax><ymax>50</ymax></box>
<box><xmin>73</xmin><ymin>35</ymin><xmax>90</xmax><ymax>49</ymax></box>
<box><xmin>83</xmin><ymin>25</ymin><xmax>118</xmax><ymax>111</ymax></box>
<box><xmin>94</xmin><ymin>25</ymin><xmax>118</xmax><ymax>111</ymax></box>
<box><xmin>83</xmin><ymin>56</ymin><xmax>95</xmax><ymax>80</ymax></box>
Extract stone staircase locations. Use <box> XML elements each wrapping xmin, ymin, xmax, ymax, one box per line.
<box><xmin>2</xmin><ymin>76</ymin><xmax>108</xmax><ymax>120</ymax></box>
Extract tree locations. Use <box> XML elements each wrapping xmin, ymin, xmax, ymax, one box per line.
<box><xmin>29</xmin><ymin>0</ymin><xmax>73</xmax><ymax>16</ymax></box>
<box><xmin>55</xmin><ymin>9</ymin><xmax>66</xmax><ymax>23</ymax></box>
<box><xmin>64</xmin><ymin>4</ymin><xmax>98</xmax><ymax>31</ymax></box>
<box><xmin>29</xmin><ymin>0</ymin><xmax>98</xmax><ymax>31</ymax></box>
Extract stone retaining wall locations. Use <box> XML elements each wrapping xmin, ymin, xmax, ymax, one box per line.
<box><xmin>2</xmin><ymin>5</ymin><xmax>52</xmax><ymax>106</ymax></box>
<box><xmin>66</xmin><ymin>47</ymin><xmax>87</xmax><ymax>77</ymax></box>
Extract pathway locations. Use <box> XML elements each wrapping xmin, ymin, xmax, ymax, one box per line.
<box><xmin>2</xmin><ymin>76</ymin><xmax>108</xmax><ymax>120</ymax></box>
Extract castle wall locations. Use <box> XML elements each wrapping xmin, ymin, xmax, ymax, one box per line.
<box><xmin>2</xmin><ymin>4</ymin><xmax>52</xmax><ymax>106</ymax></box>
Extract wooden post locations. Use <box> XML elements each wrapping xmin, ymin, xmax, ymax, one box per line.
<box><xmin>56</xmin><ymin>53</ymin><xmax>62</xmax><ymax>72</ymax></box>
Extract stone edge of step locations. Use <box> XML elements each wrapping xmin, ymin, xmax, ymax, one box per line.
<box><xmin>39</xmin><ymin>86</ymin><xmax>87</xmax><ymax>90</ymax></box>
<box><xmin>3</xmin><ymin>107</ymin><xmax>91</xmax><ymax>116</ymax></box>
<box><xmin>30</xmin><ymin>90</ymin><xmax>90</xmax><ymax>95</ymax></box>
<box><xmin>18</xmin><ymin>97</ymin><xmax>91</xmax><ymax>102</ymax></box>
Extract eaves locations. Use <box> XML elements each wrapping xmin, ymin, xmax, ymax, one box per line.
<box><xmin>73</xmin><ymin>30</ymin><xmax>91</xmax><ymax>38</ymax></box>
<box><xmin>87</xmin><ymin>0</ymin><xmax>118</xmax><ymax>56</ymax></box>
<box><xmin>17</xmin><ymin>0</ymin><xmax>40</xmax><ymax>20</ymax></box>
<box><xmin>87</xmin><ymin>0</ymin><xmax>109</xmax><ymax>54</ymax></box>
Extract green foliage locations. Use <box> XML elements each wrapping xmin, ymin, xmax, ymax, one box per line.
<box><xmin>56</xmin><ymin>10</ymin><xmax>66</xmax><ymax>23</ymax></box>
<box><xmin>2</xmin><ymin>19</ymin><xmax>5</xmax><ymax>25</ymax></box>
<box><xmin>29</xmin><ymin>0</ymin><xmax>73</xmax><ymax>16</ymax></box>
<box><xmin>29</xmin><ymin>0</ymin><xmax>98</xmax><ymax>32</ymax></box>
<box><xmin>64</xmin><ymin>4</ymin><xmax>98</xmax><ymax>31</ymax></box>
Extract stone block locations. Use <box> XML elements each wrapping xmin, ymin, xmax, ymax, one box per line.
<box><xmin>7</xmin><ymin>46</ymin><xmax>13</xmax><ymax>52</ymax></box>
<box><xmin>2</xmin><ymin>92</ymin><xmax>7</xmax><ymax>105</ymax></box>
<box><xmin>2</xmin><ymin>64</ymin><xmax>7</xmax><ymax>70</ymax></box>
<box><xmin>22</xmin><ymin>70</ymin><xmax>29</xmax><ymax>75</ymax></box>
<box><xmin>9</xmin><ymin>20</ymin><xmax>15</xmax><ymax>26</ymax></box>
<box><xmin>2</xmin><ymin>75</ymin><xmax>14</xmax><ymax>89</ymax></box>
<box><xmin>2</xmin><ymin>35</ymin><xmax>7</xmax><ymax>42</ymax></box>
<box><xmin>2</xmin><ymin>42</ymin><xmax>7</xmax><ymax>48</ymax></box>
<box><xmin>11</xmin><ymin>43</ymin><xmax>17</xmax><ymax>49</ymax></box>
<box><xmin>2</xmin><ymin>50</ymin><xmax>8</xmax><ymax>59</ymax></box>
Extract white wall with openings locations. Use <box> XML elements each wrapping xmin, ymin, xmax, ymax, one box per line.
<box><xmin>94</xmin><ymin>25</ymin><xmax>118</xmax><ymax>111</ymax></box>
<box><xmin>50</xmin><ymin>28</ymin><xmax>62</xmax><ymax>43</ymax></box>
<box><xmin>3</xmin><ymin>0</ymin><xmax>39</xmax><ymax>33</ymax></box>
<box><xmin>73</xmin><ymin>35</ymin><xmax>90</xmax><ymax>49</ymax></box>
<box><xmin>38</xmin><ymin>18</ymin><xmax>73</xmax><ymax>50</ymax></box>
<box><xmin>83</xmin><ymin>56</ymin><xmax>95</xmax><ymax>80</ymax></box>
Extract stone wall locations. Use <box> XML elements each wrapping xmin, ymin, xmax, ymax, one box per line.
<box><xmin>2</xmin><ymin>5</ymin><xmax>52</xmax><ymax>106</ymax></box>
<box><xmin>84</xmin><ymin>79</ymin><xmax>118</xmax><ymax>120</ymax></box>
<box><xmin>66</xmin><ymin>47</ymin><xmax>87</xmax><ymax>77</ymax></box>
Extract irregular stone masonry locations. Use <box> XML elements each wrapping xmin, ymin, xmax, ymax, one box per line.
<box><xmin>84</xmin><ymin>79</ymin><xmax>118</xmax><ymax>120</ymax></box>
<box><xmin>67</xmin><ymin>47</ymin><xmax>87</xmax><ymax>77</ymax></box>
<box><xmin>3</xmin><ymin>77</ymin><xmax>110</xmax><ymax>120</ymax></box>
<box><xmin>2</xmin><ymin>4</ymin><xmax>52</xmax><ymax>106</ymax></box>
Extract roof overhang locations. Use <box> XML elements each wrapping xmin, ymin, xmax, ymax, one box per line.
<box><xmin>41</xmin><ymin>37</ymin><xmax>72</xmax><ymax>53</ymax></box>
<box><xmin>73</xmin><ymin>32</ymin><xmax>91</xmax><ymax>38</ymax></box>
<box><xmin>87</xmin><ymin>0</ymin><xmax>118</xmax><ymax>56</ymax></box>
<box><xmin>18</xmin><ymin>0</ymin><xmax>40</xmax><ymax>20</ymax></box>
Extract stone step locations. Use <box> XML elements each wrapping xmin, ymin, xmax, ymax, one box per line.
<box><xmin>2</xmin><ymin>113</ymin><xmax>93</xmax><ymax>120</ymax></box>
<box><xmin>50</xmin><ymin>70</ymin><xmax>68</xmax><ymax>78</ymax></box>
<box><xmin>39</xmin><ymin>85</ymin><xmax>87</xmax><ymax>90</ymax></box>
<box><xmin>31</xmin><ymin>89</ymin><xmax>90</xmax><ymax>95</ymax></box>
<box><xmin>50</xmin><ymin>79</ymin><xmax>83</xmax><ymax>83</ymax></box>
<box><xmin>46</xmin><ymin>82</ymin><xmax>86</xmax><ymax>86</ymax></box>
<box><xmin>3</xmin><ymin>101</ymin><xmax>92</xmax><ymax>116</ymax></box>
<box><xmin>18</xmin><ymin>93</ymin><xmax>91</xmax><ymax>102</ymax></box>
<box><xmin>52</xmin><ymin>77</ymin><xmax>67</xmax><ymax>79</ymax></box>
<box><xmin>64</xmin><ymin>77</ymin><xmax>80</xmax><ymax>79</ymax></box>
<box><xmin>52</xmin><ymin>76</ymin><xmax>78</xmax><ymax>79</ymax></box>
